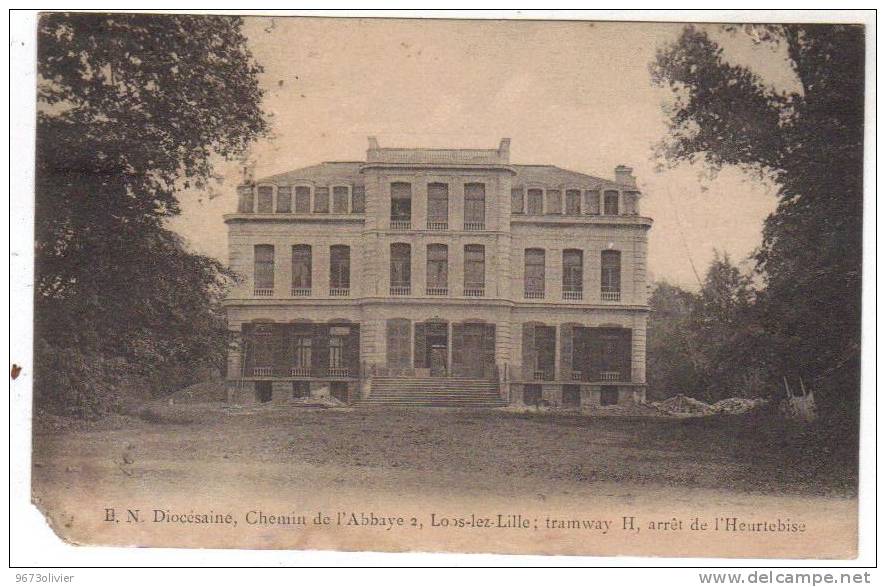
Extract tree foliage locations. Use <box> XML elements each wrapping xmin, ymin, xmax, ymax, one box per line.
<box><xmin>35</xmin><ymin>13</ymin><xmax>269</xmax><ymax>415</ymax></box>
<box><xmin>648</xmin><ymin>254</ymin><xmax>768</xmax><ymax>402</ymax></box>
<box><xmin>651</xmin><ymin>25</ymin><xmax>864</xmax><ymax>418</ymax></box>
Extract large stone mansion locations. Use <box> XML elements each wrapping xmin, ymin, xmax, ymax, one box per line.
<box><xmin>224</xmin><ymin>138</ymin><xmax>651</xmax><ymax>407</ymax></box>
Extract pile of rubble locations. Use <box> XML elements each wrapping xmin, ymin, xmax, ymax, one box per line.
<box><xmin>647</xmin><ymin>394</ymin><xmax>767</xmax><ymax>417</ymax></box>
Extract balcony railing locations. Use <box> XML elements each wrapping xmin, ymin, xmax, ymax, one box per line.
<box><xmin>390</xmin><ymin>220</ymin><xmax>411</xmax><ymax>230</ymax></box>
<box><xmin>601</xmin><ymin>371</ymin><xmax>622</xmax><ymax>382</ymax></box>
<box><xmin>253</xmin><ymin>366</ymin><xmax>273</xmax><ymax>376</ymax></box>
<box><xmin>289</xmin><ymin>366</ymin><xmax>312</xmax><ymax>377</ymax></box>
<box><xmin>328</xmin><ymin>367</ymin><xmax>351</xmax><ymax>378</ymax></box>
<box><xmin>533</xmin><ymin>369</ymin><xmax>553</xmax><ymax>381</ymax></box>
<box><xmin>524</xmin><ymin>290</ymin><xmax>544</xmax><ymax>300</ymax></box>
<box><xmin>572</xmin><ymin>370</ymin><xmax>583</xmax><ymax>381</ymax></box>
<box><xmin>463</xmin><ymin>287</ymin><xmax>485</xmax><ymax>297</ymax></box>
<box><xmin>563</xmin><ymin>289</ymin><xmax>583</xmax><ymax>301</ymax></box>
<box><xmin>390</xmin><ymin>285</ymin><xmax>411</xmax><ymax>296</ymax></box>
<box><xmin>291</xmin><ymin>287</ymin><xmax>311</xmax><ymax>297</ymax></box>
<box><xmin>601</xmin><ymin>290</ymin><xmax>621</xmax><ymax>302</ymax></box>
<box><xmin>254</xmin><ymin>288</ymin><xmax>274</xmax><ymax>297</ymax></box>
<box><xmin>329</xmin><ymin>287</ymin><xmax>350</xmax><ymax>297</ymax></box>
<box><xmin>426</xmin><ymin>220</ymin><xmax>448</xmax><ymax>230</ymax></box>
<box><xmin>463</xmin><ymin>221</ymin><xmax>485</xmax><ymax>231</ymax></box>
<box><xmin>426</xmin><ymin>287</ymin><xmax>448</xmax><ymax>296</ymax></box>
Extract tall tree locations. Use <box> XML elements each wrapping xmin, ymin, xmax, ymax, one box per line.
<box><xmin>35</xmin><ymin>13</ymin><xmax>269</xmax><ymax>414</ymax></box>
<box><xmin>650</xmin><ymin>25</ymin><xmax>864</xmax><ymax>419</ymax></box>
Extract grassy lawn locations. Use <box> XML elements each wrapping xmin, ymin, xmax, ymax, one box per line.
<box><xmin>33</xmin><ymin>404</ymin><xmax>857</xmax><ymax>497</ymax></box>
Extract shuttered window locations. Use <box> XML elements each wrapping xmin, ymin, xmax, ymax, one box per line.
<box><xmin>524</xmin><ymin>248</ymin><xmax>545</xmax><ymax>296</ymax></box>
<box><xmin>604</xmin><ymin>190</ymin><xmax>619</xmax><ymax>215</ymax></box>
<box><xmin>563</xmin><ymin>249</ymin><xmax>583</xmax><ymax>292</ymax></box>
<box><xmin>294</xmin><ymin>186</ymin><xmax>311</xmax><ymax>213</ymax></box>
<box><xmin>545</xmin><ymin>189</ymin><xmax>562</xmax><ymax>215</ymax></box>
<box><xmin>464</xmin><ymin>245</ymin><xmax>485</xmax><ymax>291</ymax></box>
<box><xmin>332</xmin><ymin>186</ymin><xmax>349</xmax><ymax>213</ymax></box>
<box><xmin>601</xmin><ymin>250</ymin><xmax>621</xmax><ymax>294</ymax></box>
<box><xmin>391</xmin><ymin>182</ymin><xmax>412</xmax><ymax>222</ymax></box>
<box><xmin>527</xmin><ymin>189</ymin><xmax>543</xmax><ymax>215</ymax></box>
<box><xmin>464</xmin><ymin>183</ymin><xmax>486</xmax><ymax>224</ymax></box>
<box><xmin>351</xmin><ymin>185</ymin><xmax>365</xmax><ymax>213</ymax></box>
<box><xmin>276</xmin><ymin>186</ymin><xmax>292</xmax><ymax>213</ymax></box>
<box><xmin>584</xmin><ymin>190</ymin><xmax>601</xmax><ymax>215</ymax></box>
<box><xmin>565</xmin><ymin>189</ymin><xmax>581</xmax><ymax>215</ymax></box>
<box><xmin>426</xmin><ymin>244</ymin><xmax>448</xmax><ymax>290</ymax></box>
<box><xmin>390</xmin><ymin>243</ymin><xmax>411</xmax><ymax>288</ymax></box>
<box><xmin>427</xmin><ymin>183</ymin><xmax>449</xmax><ymax>223</ymax></box>
<box><xmin>314</xmin><ymin>187</ymin><xmax>330</xmax><ymax>213</ymax></box>
<box><xmin>386</xmin><ymin>319</ymin><xmax>411</xmax><ymax>368</ymax></box>
<box><xmin>511</xmin><ymin>188</ymin><xmax>524</xmax><ymax>214</ymax></box>
<box><xmin>257</xmin><ymin>186</ymin><xmax>274</xmax><ymax>213</ymax></box>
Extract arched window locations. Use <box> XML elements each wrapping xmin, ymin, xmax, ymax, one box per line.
<box><xmin>329</xmin><ymin>245</ymin><xmax>350</xmax><ymax>295</ymax></box>
<box><xmin>314</xmin><ymin>187</ymin><xmax>330</xmax><ymax>213</ymax></box>
<box><xmin>427</xmin><ymin>183</ymin><xmax>449</xmax><ymax>229</ymax></box>
<box><xmin>524</xmin><ymin>248</ymin><xmax>545</xmax><ymax>298</ymax></box>
<box><xmin>390</xmin><ymin>243</ymin><xmax>411</xmax><ymax>295</ymax></box>
<box><xmin>562</xmin><ymin>249</ymin><xmax>583</xmax><ymax>299</ymax></box>
<box><xmin>426</xmin><ymin>244</ymin><xmax>448</xmax><ymax>295</ymax></box>
<box><xmin>601</xmin><ymin>250</ymin><xmax>621</xmax><ymax>301</ymax></box>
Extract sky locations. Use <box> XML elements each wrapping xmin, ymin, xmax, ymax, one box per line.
<box><xmin>168</xmin><ymin>17</ymin><xmax>797</xmax><ymax>290</ymax></box>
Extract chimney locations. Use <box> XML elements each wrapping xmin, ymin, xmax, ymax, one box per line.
<box><xmin>498</xmin><ymin>138</ymin><xmax>511</xmax><ymax>162</ymax></box>
<box><xmin>615</xmin><ymin>165</ymin><xmax>636</xmax><ymax>188</ymax></box>
<box><xmin>367</xmin><ymin>136</ymin><xmax>380</xmax><ymax>150</ymax></box>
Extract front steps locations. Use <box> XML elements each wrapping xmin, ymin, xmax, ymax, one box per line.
<box><xmin>360</xmin><ymin>376</ymin><xmax>506</xmax><ymax>408</ymax></box>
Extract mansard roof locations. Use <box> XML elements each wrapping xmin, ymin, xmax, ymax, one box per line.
<box><xmin>256</xmin><ymin>162</ymin><xmax>630</xmax><ymax>190</ymax></box>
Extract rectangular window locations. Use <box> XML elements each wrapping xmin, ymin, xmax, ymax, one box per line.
<box><xmin>329</xmin><ymin>336</ymin><xmax>344</xmax><ymax>369</ymax></box>
<box><xmin>511</xmin><ymin>188</ymin><xmax>524</xmax><ymax>214</ymax></box>
<box><xmin>257</xmin><ymin>186</ymin><xmax>274</xmax><ymax>213</ymax></box>
<box><xmin>584</xmin><ymin>190</ymin><xmax>601</xmax><ymax>215</ymax></box>
<box><xmin>390</xmin><ymin>243</ymin><xmax>411</xmax><ymax>294</ymax></box>
<box><xmin>332</xmin><ymin>186</ymin><xmax>349</xmax><ymax>213</ymax></box>
<box><xmin>291</xmin><ymin>245</ymin><xmax>312</xmax><ymax>293</ymax></box>
<box><xmin>545</xmin><ymin>189</ymin><xmax>562</xmax><ymax>215</ymax></box>
<box><xmin>351</xmin><ymin>185</ymin><xmax>365</xmax><ymax>213</ymax></box>
<box><xmin>604</xmin><ymin>190</ymin><xmax>619</xmax><ymax>215</ymax></box>
<box><xmin>527</xmin><ymin>189</ymin><xmax>543</xmax><ymax>215</ymax></box>
<box><xmin>252</xmin><ymin>325</ymin><xmax>274</xmax><ymax>372</ymax></box>
<box><xmin>464</xmin><ymin>245</ymin><xmax>485</xmax><ymax>296</ymax></box>
<box><xmin>427</xmin><ymin>183</ymin><xmax>449</xmax><ymax>228</ymax></box>
<box><xmin>294</xmin><ymin>336</ymin><xmax>312</xmax><ymax>369</ymax></box>
<box><xmin>601</xmin><ymin>250</ymin><xmax>621</xmax><ymax>301</ymax></box>
<box><xmin>464</xmin><ymin>183</ymin><xmax>486</xmax><ymax>229</ymax></box>
<box><xmin>565</xmin><ymin>189</ymin><xmax>581</xmax><ymax>215</ymax></box>
<box><xmin>330</xmin><ymin>245</ymin><xmax>350</xmax><ymax>293</ymax></box>
<box><xmin>294</xmin><ymin>186</ymin><xmax>311</xmax><ymax>213</ymax></box>
<box><xmin>390</xmin><ymin>182</ymin><xmax>412</xmax><ymax>226</ymax></box>
<box><xmin>524</xmin><ymin>248</ymin><xmax>545</xmax><ymax>298</ymax></box>
<box><xmin>426</xmin><ymin>244</ymin><xmax>448</xmax><ymax>294</ymax></box>
<box><xmin>276</xmin><ymin>186</ymin><xmax>292</xmax><ymax>213</ymax></box>
<box><xmin>314</xmin><ymin>187</ymin><xmax>330</xmax><ymax>213</ymax></box>
<box><xmin>563</xmin><ymin>249</ymin><xmax>583</xmax><ymax>298</ymax></box>
<box><xmin>254</xmin><ymin>244</ymin><xmax>274</xmax><ymax>295</ymax></box>
<box><xmin>237</xmin><ymin>186</ymin><xmax>254</xmax><ymax>213</ymax></box>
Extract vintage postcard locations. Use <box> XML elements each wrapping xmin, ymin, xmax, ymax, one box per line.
<box><xmin>19</xmin><ymin>11</ymin><xmax>869</xmax><ymax>561</ymax></box>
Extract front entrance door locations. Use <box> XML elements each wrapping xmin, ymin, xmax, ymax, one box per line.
<box><xmin>430</xmin><ymin>344</ymin><xmax>447</xmax><ymax>377</ymax></box>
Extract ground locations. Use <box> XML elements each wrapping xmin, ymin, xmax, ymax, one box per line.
<box><xmin>30</xmin><ymin>404</ymin><xmax>858</xmax><ymax>556</ymax></box>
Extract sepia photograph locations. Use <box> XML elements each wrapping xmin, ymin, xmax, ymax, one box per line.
<box><xmin>11</xmin><ymin>10</ymin><xmax>873</xmax><ymax>565</ymax></box>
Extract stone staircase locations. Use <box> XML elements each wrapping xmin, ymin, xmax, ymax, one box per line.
<box><xmin>360</xmin><ymin>376</ymin><xmax>506</xmax><ymax>408</ymax></box>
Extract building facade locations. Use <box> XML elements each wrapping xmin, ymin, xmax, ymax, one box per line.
<box><xmin>223</xmin><ymin>138</ymin><xmax>652</xmax><ymax>406</ymax></box>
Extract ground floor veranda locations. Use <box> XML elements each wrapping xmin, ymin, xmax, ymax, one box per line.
<box><xmin>224</xmin><ymin>301</ymin><xmax>648</xmax><ymax>406</ymax></box>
